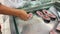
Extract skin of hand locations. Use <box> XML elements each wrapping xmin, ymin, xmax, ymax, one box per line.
<box><xmin>0</xmin><ymin>3</ymin><xmax>29</xmax><ymax>21</ymax></box>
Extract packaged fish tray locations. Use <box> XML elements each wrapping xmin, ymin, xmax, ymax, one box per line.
<box><xmin>13</xmin><ymin>0</ymin><xmax>60</xmax><ymax>34</ymax></box>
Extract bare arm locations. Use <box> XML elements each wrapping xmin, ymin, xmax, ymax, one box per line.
<box><xmin>0</xmin><ymin>3</ymin><xmax>28</xmax><ymax>21</ymax></box>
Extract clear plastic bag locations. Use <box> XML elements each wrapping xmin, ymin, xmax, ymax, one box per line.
<box><xmin>4</xmin><ymin>0</ymin><xmax>31</xmax><ymax>8</ymax></box>
<box><xmin>15</xmin><ymin>15</ymin><xmax>54</xmax><ymax>34</ymax></box>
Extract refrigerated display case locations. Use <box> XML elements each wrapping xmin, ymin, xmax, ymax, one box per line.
<box><xmin>13</xmin><ymin>0</ymin><xmax>60</xmax><ymax>34</ymax></box>
<box><xmin>3</xmin><ymin>0</ymin><xmax>60</xmax><ymax>34</ymax></box>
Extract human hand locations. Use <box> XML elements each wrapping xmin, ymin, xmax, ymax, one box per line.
<box><xmin>18</xmin><ymin>10</ymin><xmax>33</xmax><ymax>21</ymax></box>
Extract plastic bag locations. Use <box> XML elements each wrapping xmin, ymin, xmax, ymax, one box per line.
<box><xmin>15</xmin><ymin>15</ymin><xmax>53</xmax><ymax>34</ymax></box>
<box><xmin>4</xmin><ymin>0</ymin><xmax>30</xmax><ymax>8</ymax></box>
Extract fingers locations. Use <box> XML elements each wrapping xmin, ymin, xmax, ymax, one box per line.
<box><xmin>18</xmin><ymin>10</ymin><xmax>28</xmax><ymax>21</ymax></box>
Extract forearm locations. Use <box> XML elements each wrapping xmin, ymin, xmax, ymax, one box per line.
<box><xmin>0</xmin><ymin>4</ymin><xmax>28</xmax><ymax>20</ymax></box>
